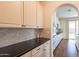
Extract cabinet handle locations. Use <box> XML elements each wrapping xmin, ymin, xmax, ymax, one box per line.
<box><xmin>22</xmin><ymin>25</ymin><xmax>26</xmax><ymax>27</ymax></box>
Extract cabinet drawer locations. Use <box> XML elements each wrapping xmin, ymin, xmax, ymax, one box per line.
<box><xmin>32</xmin><ymin>45</ymin><xmax>43</xmax><ymax>56</ymax></box>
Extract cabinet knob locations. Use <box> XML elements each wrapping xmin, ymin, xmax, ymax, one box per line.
<box><xmin>22</xmin><ymin>25</ymin><xmax>26</xmax><ymax>27</ymax></box>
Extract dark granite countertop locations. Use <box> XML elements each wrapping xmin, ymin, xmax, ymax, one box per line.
<box><xmin>0</xmin><ymin>38</ymin><xmax>50</xmax><ymax>57</ymax></box>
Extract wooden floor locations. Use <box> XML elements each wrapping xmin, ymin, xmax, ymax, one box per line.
<box><xmin>53</xmin><ymin>39</ymin><xmax>79</xmax><ymax>57</ymax></box>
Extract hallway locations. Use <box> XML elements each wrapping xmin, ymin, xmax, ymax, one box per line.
<box><xmin>53</xmin><ymin>39</ymin><xmax>79</xmax><ymax>57</ymax></box>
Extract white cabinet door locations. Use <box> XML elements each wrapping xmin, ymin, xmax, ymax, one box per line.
<box><xmin>36</xmin><ymin>2</ymin><xmax>43</xmax><ymax>28</ymax></box>
<box><xmin>21</xmin><ymin>51</ymin><xmax>32</xmax><ymax>57</ymax></box>
<box><xmin>0</xmin><ymin>2</ymin><xmax>23</xmax><ymax>26</ymax></box>
<box><xmin>24</xmin><ymin>1</ymin><xmax>37</xmax><ymax>28</ymax></box>
<box><xmin>43</xmin><ymin>40</ymin><xmax>50</xmax><ymax>57</ymax></box>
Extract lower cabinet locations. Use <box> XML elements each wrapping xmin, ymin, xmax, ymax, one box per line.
<box><xmin>21</xmin><ymin>40</ymin><xmax>51</xmax><ymax>57</ymax></box>
<box><xmin>32</xmin><ymin>45</ymin><xmax>43</xmax><ymax>57</ymax></box>
<box><xmin>43</xmin><ymin>40</ymin><xmax>50</xmax><ymax>57</ymax></box>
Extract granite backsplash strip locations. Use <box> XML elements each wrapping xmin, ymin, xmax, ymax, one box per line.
<box><xmin>0</xmin><ymin>28</ymin><xmax>36</xmax><ymax>48</ymax></box>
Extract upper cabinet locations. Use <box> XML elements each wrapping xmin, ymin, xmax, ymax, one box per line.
<box><xmin>0</xmin><ymin>1</ymin><xmax>43</xmax><ymax>28</ymax></box>
<box><xmin>23</xmin><ymin>1</ymin><xmax>43</xmax><ymax>28</ymax></box>
<box><xmin>24</xmin><ymin>1</ymin><xmax>37</xmax><ymax>28</ymax></box>
<box><xmin>0</xmin><ymin>2</ymin><xmax>23</xmax><ymax>27</ymax></box>
<box><xmin>36</xmin><ymin>2</ymin><xmax>43</xmax><ymax>28</ymax></box>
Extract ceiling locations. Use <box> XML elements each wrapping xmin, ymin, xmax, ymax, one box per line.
<box><xmin>56</xmin><ymin>4</ymin><xmax>79</xmax><ymax>18</ymax></box>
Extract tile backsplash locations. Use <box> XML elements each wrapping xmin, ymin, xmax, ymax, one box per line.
<box><xmin>0</xmin><ymin>28</ymin><xmax>36</xmax><ymax>48</ymax></box>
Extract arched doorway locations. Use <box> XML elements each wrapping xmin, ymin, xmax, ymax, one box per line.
<box><xmin>56</xmin><ymin>3</ymin><xmax>79</xmax><ymax>39</ymax></box>
<box><xmin>53</xmin><ymin>3</ymin><xmax>79</xmax><ymax>55</ymax></box>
